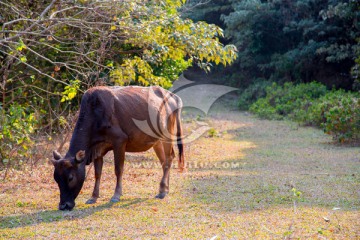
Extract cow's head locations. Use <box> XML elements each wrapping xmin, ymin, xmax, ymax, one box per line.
<box><xmin>51</xmin><ymin>150</ymin><xmax>86</xmax><ymax>211</ymax></box>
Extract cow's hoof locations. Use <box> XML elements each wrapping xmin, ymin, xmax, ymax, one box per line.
<box><xmin>155</xmin><ymin>192</ymin><xmax>167</xmax><ymax>199</ymax></box>
<box><xmin>110</xmin><ymin>197</ymin><xmax>120</xmax><ymax>203</ymax></box>
<box><xmin>85</xmin><ymin>198</ymin><xmax>97</xmax><ymax>204</ymax></box>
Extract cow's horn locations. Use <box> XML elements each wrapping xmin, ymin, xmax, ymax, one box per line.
<box><xmin>53</xmin><ymin>150</ymin><xmax>62</xmax><ymax>160</ymax></box>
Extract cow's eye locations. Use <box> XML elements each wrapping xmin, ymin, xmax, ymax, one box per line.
<box><xmin>69</xmin><ymin>174</ymin><xmax>74</xmax><ymax>182</ymax></box>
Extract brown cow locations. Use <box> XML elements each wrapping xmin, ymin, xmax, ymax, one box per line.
<box><xmin>51</xmin><ymin>86</ymin><xmax>184</xmax><ymax>210</ymax></box>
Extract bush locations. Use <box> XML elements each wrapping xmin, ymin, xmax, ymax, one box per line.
<box><xmin>250</xmin><ymin>82</ymin><xmax>328</xmax><ymax>119</ymax></box>
<box><xmin>0</xmin><ymin>103</ymin><xmax>38</xmax><ymax>169</ymax></box>
<box><xmin>237</xmin><ymin>79</ymin><xmax>272</xmax><ymax>110</ymax></box>
<box><xmin>307</xmin><ymin>91</ymin><xmax>360</xmax><ymax>142</ymax></box>
<box><xmin>249</xmin><ymin>81</ymin><xmax>360</xmax><ymax>142</ymax></box>
<box><xmin>248</xmin><ymin>98</ymin><xmax>279</xmax><ymax>120</ymax></box>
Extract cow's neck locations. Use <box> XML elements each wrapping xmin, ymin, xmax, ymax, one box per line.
<box><xmin>65</xmin><ymin>110</ymin><xmax>92</xmax><ymax>160</ymax></box>
<box><xmin>67</xmin><ymin>127</ymin><xmax>91</xmax><ymax>157</ymax></box>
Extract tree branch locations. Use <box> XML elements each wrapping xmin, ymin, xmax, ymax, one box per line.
<box><xmin>0</xmin><ymin>0</ymin><xmax>57</xmax><ymax>42</ymax></box>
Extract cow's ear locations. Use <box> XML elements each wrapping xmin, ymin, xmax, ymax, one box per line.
<box><xmin>53</xmin><ymin>150</ymin><xmax>62</xmax><ymax>160</ymax></box>
<box><xmin>75</xmin><ymin>150</ymin><xmax>85</xmax><ymax>163</ymax></box>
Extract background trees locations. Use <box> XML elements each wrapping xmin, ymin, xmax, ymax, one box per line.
<box><xmin>187</xmin><ymin>0</ymin><xmax>360</xmax><ymax>90</ymax></box>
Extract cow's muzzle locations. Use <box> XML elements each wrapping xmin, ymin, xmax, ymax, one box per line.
<box><xmin>59</xmin><ymin>201</ymin><xmax>75</xmax><ymax>211</ymax></box>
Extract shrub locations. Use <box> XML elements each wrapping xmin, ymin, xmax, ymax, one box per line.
<box><xmin>0</xmin><ymin>103</ymin><xmax>38</xmax><ymax>170</ymax></box>
<box><xmin>249</xmin><ymin>98</ymin><xmax>279</xmax><ymax>120</ymax></box>
<box><xmin>237</xmin><ymin>79</ymin><xmax>272</xmax><ymax>110</ymax></box>
<box><xmin>249</xmin><ymin>81</ymin><xmax>360</xmax><ymax>142</ymax></box>
<box><xmin>250</xmin><ymin>82</ymin><xmax>328</xmax><ymax>119</ymax></box>
<box><xmin>308</xmin><ymin>91</ymin><xmax>360</xmax><ymax>142</ymax></box>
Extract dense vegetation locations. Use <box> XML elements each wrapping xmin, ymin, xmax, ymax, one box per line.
<box><xmin>186</xmin><ymin>0</ymin><xmax>360</xmax><ymax>89</ymax></box>
<box><xmin>250</xmin><ymin>82</ymin><xmax>360</xmax><ymax>142</ymax></box>
<box><xmin>187</xmin><ymin>0</ymin><xmax>360</xmax><ymax>142</ymax></box>
<box><xmin>0</xmin><ymin>0</ymin><xmax>237</xmax><ymax>168</ymax></box>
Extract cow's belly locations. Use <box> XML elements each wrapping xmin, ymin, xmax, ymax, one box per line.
<box><xmin>125</xmin><ymin>133</ymin><xmax>160</xmax><ymax>152</ymax></box>
<box><xmin>125</xmin><ymin>145</ymin><xmax>154</xmax><ymax>152</ymax></box>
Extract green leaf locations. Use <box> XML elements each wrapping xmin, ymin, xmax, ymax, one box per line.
<box><xmin>16</xmin><ymin>39</ymin><xmax>27</xmax><ymax>51</ymax></box>
<box><xmin>20</xmin><ymin>56</ymin><xmax>27</xmax><ymax>63</ymax></box>
<box><xmin>61</xmin><ymin>79</ymin><xmax>81</xmax><ymax>102</ymax></box>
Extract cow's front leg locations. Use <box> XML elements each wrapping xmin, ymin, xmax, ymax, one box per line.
<box><xmin>111</xmin><ymin>144</ymin><xmax>126</xmax><ymax>203</ymax></box>
<box><xmin>86</xmin><ymin>157</ymin><xmax>103</xmax><ymax>204</ymax></box>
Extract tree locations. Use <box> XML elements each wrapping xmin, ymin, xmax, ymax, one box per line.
<box><xmin>218</xmin><ymin>0</ymin><xmax>360</xmax><ymax>88</ymax></box>
<box><xmin>182</xmin><ymin>0</ymin><xmax>233</xmax><ymax>31</ymax></box>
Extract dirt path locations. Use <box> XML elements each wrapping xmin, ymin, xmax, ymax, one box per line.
<box><xmin>0</xmin><ymin>81</ymin><xmax>359</xmax><ymax>239</ymax></box>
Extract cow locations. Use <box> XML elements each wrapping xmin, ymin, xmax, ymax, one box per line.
<box><xmin>51</xmin><ymin>86</ymin><xmax>185</xmax><ymax>211</ymax></box>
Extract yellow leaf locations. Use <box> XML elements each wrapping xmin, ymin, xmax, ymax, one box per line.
<box><xmin>215</xmin><ymin>56</ymin><xmax>220</xmax><ymax>65</ymax></box>
<box><xmin>68</xmin><ymin>91</ymin><xmax>76</xmax><ymax>100</ymax></box>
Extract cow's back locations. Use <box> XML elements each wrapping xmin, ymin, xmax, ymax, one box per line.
<box><xmin>83</xmin><ymin>86</ymin><xmax>181</xmax><ymax>152</ymax></box>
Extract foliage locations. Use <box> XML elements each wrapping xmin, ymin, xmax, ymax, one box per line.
<box><xmin>182</xmin><ymin>0</ymin><xmax>233</xmax><ymax>31</ymax></box>
<box><xmin>187</xmin><ymin>0</ymin><xmax>360</xmax><ymax>89</ymax></box>
<box><xmin>237</xmin><ymin>78</ymin><xmax>272</xmax><ymax>110</ymax></box>
<box><xmin>250</xmin><ymin>82</ymin><xmax>327</xmax><ymax>120</ymax></box>
<box><xmin>305</xmin><ymin>91</ymin><xmax>360</xmax><ymax>142</ymax></box>
<box><xmin>352</xmin><ymin>55</ymin><xmax>360</xmax><ymax>90</ymax></box>
<box><xmin>250</xmin><ymin>82</ymin><xmax>360</xmax><ymax>142</ymax></box>
<box><xmin>207</xmin><ymin>127</ymin><xmax>218</xmax><ymax>138</ymax></box>
<box><xmin>61</xmin><ymin>80</ymin><xmax>81</xmax><ymax>102</ymax></box>
<box><xmin>352</xmin><ymin>38</ymin><xmax>360</xmax><ymax>90</ymax></box>
<box><xmin>248</xmin><ymin>98</ymin><xmax>278</xmax><ymax>120</ymax></box>
<box><xmin>109</xmin><ymin>10</ymin><xmax>237</xmax><ymax>87</ymax></box>
<box><xmin>186</xmin><ymin>0</ymin><xmax>360</xmax><ymax>142</ymax></box>
<box><xmin>151</xmin><ymin>59</ymin><xmax>192</xmax><ymax>88</ymax></box>
<box><xmin>0</xmin><ymin>0</ymin><xmax>237</xmax><ymax>87</ymax></box>
<box><xmin>0</xmin><ymin>0</ymin><xmax>237</xmax><ymax>102</ymax></box>
<box><xmin>0</xmin><ymin>103</ymin><xmax>37</xmax><ymax>168</ymax></box>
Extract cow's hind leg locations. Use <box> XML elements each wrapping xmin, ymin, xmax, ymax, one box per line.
<box><xmin>153</xmin><ymin>141</ymin><xmax>175</xmax><ymax>199</ymax></box>
<box><xmin>86</xmin><ymin>157</ymin><xmax>103</xmax><ymax>204</ymax></box>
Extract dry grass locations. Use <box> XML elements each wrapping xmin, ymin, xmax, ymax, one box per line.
<box><xmin>0</xmin><ymin>97</ymin><xmax>359</xmax><ymax>239</ymax></box>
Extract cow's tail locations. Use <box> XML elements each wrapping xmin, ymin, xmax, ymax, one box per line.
<box><xmin>176</xmin><ymin>108</ymin><xmax>185</xmax><ymax>172</ymax></box>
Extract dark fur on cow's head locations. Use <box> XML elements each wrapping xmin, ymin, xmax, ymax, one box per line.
<box><xmin>51</xmin><ymin>150</ymin><xmax>86</xmax><ymax>211</ymax></box>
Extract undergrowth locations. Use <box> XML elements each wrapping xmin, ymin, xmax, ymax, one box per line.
<box><xmin>248</xmin><ymin>82</ymin><xmax>360</xmax><ymax>143</ymax></box>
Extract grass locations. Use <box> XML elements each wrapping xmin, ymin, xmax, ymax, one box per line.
<box><xmin>0</xmin><ymin>96</ymin><xmax>359</xmax><ymax>239</ymax></box>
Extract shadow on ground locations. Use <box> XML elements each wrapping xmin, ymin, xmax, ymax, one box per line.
<box><xmin>0</xmin><ymin>198</ymin><xmax>147</xmax><ymax>229</ymax></box>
